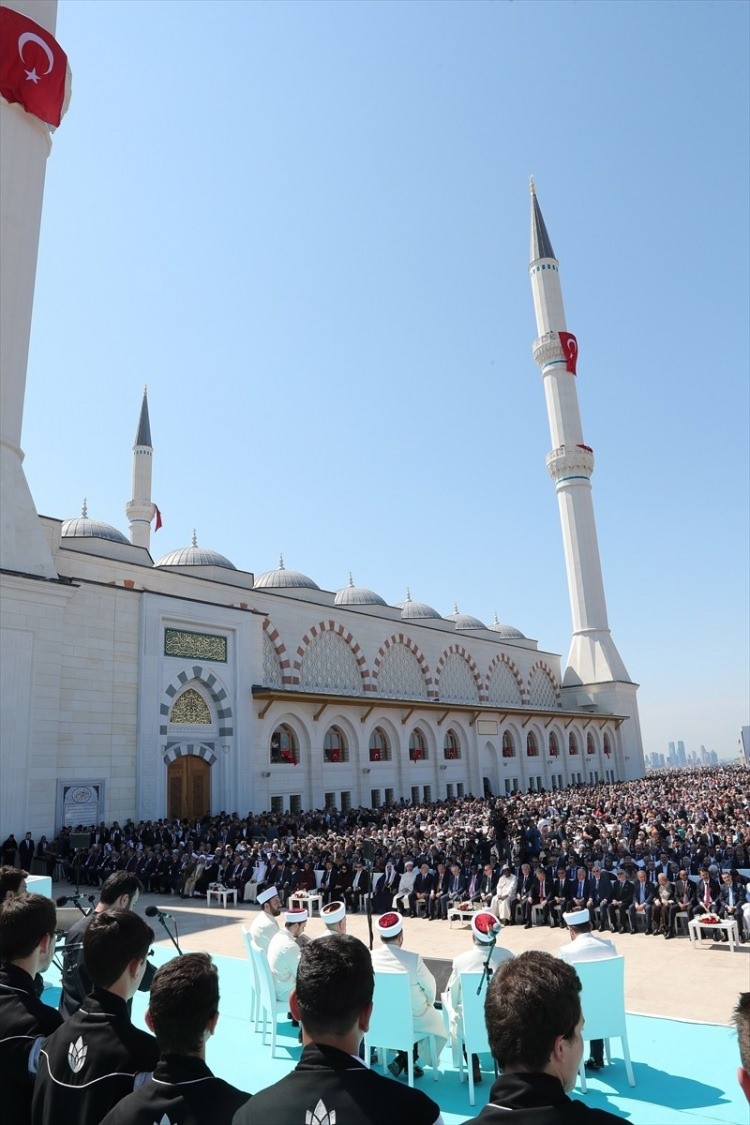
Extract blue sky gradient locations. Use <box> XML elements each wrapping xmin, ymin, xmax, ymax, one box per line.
<box><xmin>22</xmin><ymin>0</ymin><xmax>749</xmax><ymax>760</ymax></box>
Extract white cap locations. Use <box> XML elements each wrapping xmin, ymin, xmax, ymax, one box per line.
<box><xmin>376</xmin><ymin>911</ymin><xmax>403</xmax><ymax>938</ymax></box>
<box><xmin>257</xmin><ymin>885</ymin><xmax>279</xmax><ymax>905</ymax></box>
<box><xmin>285</xmin><ymin>908</ymin><xmax>308</xmax><ymax>925</ymax></box>
<box><xmin>405</xmin><ymin>860</ymin><xmax>414</xmax><ymax>868</ymax></box>
<box><xmin>321</xmin><ymin>901</ymin><xmax>346</xmax><ymax>925</ymax></box>
<box><xmin>562</xmin><ymin>908</ymin><xmax>590</xmax><ymax>927</ymax></box>
<box><xmin>471</xmin><ymin>911</ymin><xmax>500</xmax><ymax>943</ymax></box>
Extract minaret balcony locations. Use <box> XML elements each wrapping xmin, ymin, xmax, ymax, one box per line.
<box><xmin>532</xmin><ymin>332</ymin><xmax>565</xmax><ymax>368</ymax></box>
<box><xmin>546</xmin><ymin>443</ymin><xmax>594</xmax><ymax>482</ymax></box>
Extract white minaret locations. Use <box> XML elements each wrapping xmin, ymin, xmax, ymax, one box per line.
<box><xmin>125</xmin><ymin>387</ymin><xmax>154</xmax><ymax>550</ymax></box>
<box><xmin>529</xmin><ymin>181</ymin><xmax>630</xmax><ymax>687</ymax></box>
<box><xmin>0</xmin><ymin>0</ymin><xmax>62</xmax><ymax>578</ymax></box>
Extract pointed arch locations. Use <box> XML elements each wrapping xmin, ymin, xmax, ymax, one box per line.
<box><xmin>485</xmin><ymin>653</ymin><xmax>525</xmax><ymax>706</ymax></box>
<box><xmin>292</xmin><ymin>620</ymin><xmax>372</xmax><ymax>694</ymax></box>
<box><xmin>526</xmin><ymin>661</ymin><xmax>561</xmax><ymax>709</ymax></box>
<box><xmin>262</xmin><ymin>617</ymin><xmax>291</xmax><ymax>685</ymax></box>
<box><xmin>159</xmin><ymin>666</ymin><xmax>233</xmax><ymax>738</ymax></box>
<box><xmin>163</xmin><ymin>742</ymin><xmax>217</xmax><ymax>765</ymax></box>
<box><xmin>373</xmin><ymin>635</ymin><xmax>433</xmax><ymax>699</ymax></box>
<box><xmin>435</xmin><ymin>644</ymin><xmax>482</xmax><ymax>704</ymax></box>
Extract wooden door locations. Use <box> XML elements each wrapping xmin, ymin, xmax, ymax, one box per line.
<box><xmin>167</xmin><ymin>756</ymin><xmax>210</xmax><ymax>820</ymax></box>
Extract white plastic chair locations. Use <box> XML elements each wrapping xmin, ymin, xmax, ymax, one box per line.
<box><xmin>248</xmin><ymin>937</ymin><xmax>289</xmax><ymax>1058</ymax></box>
<box><xmin>574</xmin><ymin>956</ymin><xmax>635</xmax><ymax>1091</ymax></box>
<box><xmin>241</xmin><ymin>925</ymin><xmax>261</xmax><ymax>1032</ymax></box>
<box><xmin>364</xmin><ymin>970</ymin><xmax>439</xmax><ymax>1087</ymax></box>
<box><xmin>458</xmin><ymin>972</ymin><xmax>498</xmax><ymax>1106</ymax></box>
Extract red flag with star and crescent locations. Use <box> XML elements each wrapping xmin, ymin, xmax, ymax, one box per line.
<box><xmin>558</xmin><ymin>331</ymin><xmax>578</xmax><ymax>375</ymax></box>
<box><xmin>0</xmin><ymin>6</ymin><xmax>69</xmax><ymax>127</ymax></box>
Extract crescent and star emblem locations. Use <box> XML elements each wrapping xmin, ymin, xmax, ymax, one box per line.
<box><xmin>18</xmin><ymin>31</ymin><xmax>55</xmax><ymax>85</ymax></box>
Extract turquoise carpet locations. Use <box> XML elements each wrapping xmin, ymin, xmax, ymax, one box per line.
<box><xmin>43</xmin><ymin>945</ymin><xmax>747</xmax><ymax>1125</ymax></box>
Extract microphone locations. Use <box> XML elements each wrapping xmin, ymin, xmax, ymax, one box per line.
<box><xmin>145</xmin><ymin>905</ymin><xmax>174</xmax><ymax>921</ymax></box>
<box><xmin>55</xmin><ymin>894</ymin><xmax>95</xmax><ymax>906</ymax></box>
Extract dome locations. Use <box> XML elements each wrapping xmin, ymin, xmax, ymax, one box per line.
<box><xmin>254</xmin><ymin>553</ymin><xmax>320</xmax><ymax>591</ymax></box>
<box><xmin>399</xmin><ymin>588</ymin><xmax>442</xmax><ymax>620</ymax></box>
<box><xmin>490</xmin><ymin>613</ymin><xmax>526</xmax><ymax>640</ymax></box>
<box><xmin>154</xmin><ymin>530</ymin><xmax>236</xmax><ymax>570</ymax></box>
<box><xmin>334</xmin><ymin>573</ymin><xmax>387</xmax><ymax>607</ymax></box>
<box><xmin>61</xmin><ymin>500</ymin><xmax>129</xmax><ymax>545</ymax></box>
<box><xmin>446</xmin><ymin>603</ymin><xmax>487</xmax><ymax>630</ymax></box>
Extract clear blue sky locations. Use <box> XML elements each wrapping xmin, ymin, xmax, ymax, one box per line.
<box><xmin>23</xmin><ymin>0</ymin><xmax>749</xmax><ymax>760</ymax></box>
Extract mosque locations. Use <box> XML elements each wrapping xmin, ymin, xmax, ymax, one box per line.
<box><xmin>0</xmin><ymin>0</ymin><xmax>644</xmax><ymax>840</ymax></box>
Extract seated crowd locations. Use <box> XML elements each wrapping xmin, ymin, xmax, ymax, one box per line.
<box><xmin>3</xmin><ymin>764</ymin><xmax>747</xmax><ymax>939</ymax></box>
<box><xmin>1</xmin><ymin>765</ymin><xmax>749</xmax><ymax>1124</ymax></box>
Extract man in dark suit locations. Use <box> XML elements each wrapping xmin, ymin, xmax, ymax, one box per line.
<box><xmin>478</xmin><ymin>863</ymin><xmax>497</xmax><ymax>908</ymax></box>
<box><xmin>527</xmin><ymin>866</ymin><xmax>553</xmax><ymax>928</ymax></box>
<box><xmin>18</xmin><ymin>833</ymin><xmax>35</xmax><ymax>871</ymax></box>
<box><xmin>586</xmin><ymin>864</ymin><xmax>613</xmax><ymax>931</ymax></box>
<box><xmin>511</xmin><ymin>863</ymin><xmax>535</xmax><ymax>925</ymax></box>
<box><xmin>549</xmin><ymin>866</ymin><xmax>569</xmax><ymax>928</ymax></box>
<box><xmin>428</xmin><ymin>863</ymin><xmax>449</xmax><ymax>920</ymax></box>
<box><xmin>439</xmin><ymin>863</ymin><xmax>467</xmax><ymax>921</ymax></box>
<box><xmin>608</xmin><ymin>869</ymin><xmax>634</xmax><ymax>933</ymax></box>
<box><xmin>565</xmin><ymin>868</ymin><xmax>592</xmax><ymax>915</ymax></box>
<box><xmin>345</xmin><ymin>861</ymin><xmax>369</xmax><ymax>913</ymax></box>
<box><xmin>408</xmin><ymin>863</ymin><xmax>435</xmax><ymax>918</ymax></box>
<box><xmin>692</xmin><ymin>866</ymin><xmax>721</xmax><ymax>918</ymax></box>
<box><xmin>627</xmin><ymin>870</ymin><xmax>655</xmax><ymax>934</ymax></box>
<box><xmin>719</xmin><ymin>871</ymin><xmax>743</xmax><ymax>939</ymax></box>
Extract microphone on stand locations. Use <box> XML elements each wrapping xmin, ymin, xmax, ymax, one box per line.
<box><xmin>144</xmin><ymin>904</ymin><xmax>183</xmax><ymax>956</ymax></box>
<box><xmin>55</xmin><ymin>894</ymin><xmax>95</xmax><ymax>916</ymax></box>
<box><xmin>145</xmin><ymin>905</ymin><xmax>174</xmax><ymax>921</ymax></box>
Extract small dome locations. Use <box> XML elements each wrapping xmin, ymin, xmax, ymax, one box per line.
<box><xmin>62</xmin><ymin>500</ymin><xmax>129</xmax><ymax>545</ymax></box>
<box><xmin>446</xmin><ymin>603</ymin><xmax>487</xmax><ymax>630</ymax></box>
<box><xmin>490</xmin><ymin>613</ymin><xmax>526</xmax><ymax>640</ymax></box>
<box><xmin>334</xmin><ymin>573</ymin><xmax>387</xmax><ymax>607</ymax></box>
<box><xmin>254</xmin><ymin>553</ymin><xmax>320</xmax><ymax>591</ymax></box>
<box><xmin>400</xmin><ymin>588</ymin><xmax>442</xmax><ymax>620</ymax></box>
<box><xmin>155</xmin><ymin>530</ymin><xmax>236</xmax><ymax>570</ymax></box>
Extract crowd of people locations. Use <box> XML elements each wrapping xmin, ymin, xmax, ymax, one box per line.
<box><xmin>1</xmin><ymin>764</ymin><xmax>749</xmax><ymax>1124</ymax></box>
<box><xmin>3</xmin><ymin>764</ymin><xmax>748</xmax><ymax>938</ymax></box>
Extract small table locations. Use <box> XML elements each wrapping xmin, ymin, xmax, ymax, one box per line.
<box><xmin>207</xmin><ymin>886</ymin><xmax>238</xmax><ymax>909</ymax></box>
<box><xmin>449</xmin><ymin>905</ymin><xmax>477</xmax><ymax>929</ymax></box>
<box><xmin>688</xmin><ymin>917</ymin><xmax>739</xmax><ymax>951</ymax></box>
<box><xmin>290</xmin><ymin>892</ymin><xmax>322</xmax><ymax>916</ymax></box>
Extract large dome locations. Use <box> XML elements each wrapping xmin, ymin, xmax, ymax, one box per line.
<box><xmin>155</xmin><ymin>531</ymin><xmax>236</xmax><ymax>570</ymax></box>
<box><xmin>400</xmin><ymin>589</ymin><xmax>442</xmax><ymax>620</ymax></box>
<box><xmin>334</xmin><ymin>573</ymin><xmax>387</xmax><ymax>607</ymax></box>
<box><xmin>254</xmin><ymin>554</ymin><xmax>320</xmax><ymax>591</ymax></box>
<box><xmin>61</xmin><ymin>501</ymin><xmax>129</xmax><ymax>545</ymax></box>
<box><xmin>490</xmin><ymin>613</ymin><xmax>526</xmax><ymax>639</ymax></box>
<box><xmin>446</xmin><ymin>604</ymin><xmax>487</xmax><ymax>630</ymax></box>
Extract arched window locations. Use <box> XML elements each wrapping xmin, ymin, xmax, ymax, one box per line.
<box><xmin>270</xmin><ymin>723</ymin><xmax>298</xmax><ymax>765</ymax></box>
<box><xmin>549</xmin><ymin>732</ymin><xmax>559</xmax><ymax>758</ymax></box>
<box><xmin>324</xmin><ymin>725</ymin><xmax>348</xmax><ymax>763</ymax></box>
<box><xmin>170</xmin><ymin>688</ymin><xmax>211</xmax><ymax>725</ymax></box>
<box><xmin>369</xmin><ymin>727</ymin><xmax>391</xmax><ymax>762</ymax></box>
<box><xmin>409</xmin><ymin>728</ymin><xmax>428</xmax><ymax>762</ymax></box>
<box><xmin>502</xmin><ymin>731</ymin><xmax>515</xmax><ymax>759</ymax></box>
<box><xmin>568</xmin><ymin>732</ymin><xmax>579</xmax><ymax>756</ymax></box>
<box><xmin>586</xmin><ymin>732</ymin><xmax>596</xmax><ymax>756</ymax></box>
<box><xmin>603</xmin><ymin>732</ymin><xmax>612</xmax><ymax>758</ymax></box>
<box><xmin>526</xmin><ymin>731</ymin><xmax>539</xmax><ymax>757</ymax></box>
<box><xmin>443</xmin><ymin>729</ymin><xmax>461</xmax><ymax>760</ymax></box>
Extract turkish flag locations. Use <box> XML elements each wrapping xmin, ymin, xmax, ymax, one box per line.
<box><xmin>558</xmin><ymin>331</ymin><xmax>578</xmax><ymax>375</ymax></box>
<box><xmin>0</xmin><ymin>7</ymin><xmax>69</xmax><ymax>127</ymax></box>
<box><xmin>152</xmin><ymin>504</ymin><xmax>163</xmax><ymax>531</ymax></box>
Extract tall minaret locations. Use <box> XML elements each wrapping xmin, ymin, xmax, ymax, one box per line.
<box><xmin>0</xmin><ymin>0</ymin><xmax>63</xmax><ymax>578</ymax></box>
<box><xmin>125</xmin><ymin>387</ymin><xmax>154</xmax><ymax>550</ymax></box>
<box><xmin>529</xmin><ymin>181</ymin><xmax>630</xmax><ymax>689</ymax></box>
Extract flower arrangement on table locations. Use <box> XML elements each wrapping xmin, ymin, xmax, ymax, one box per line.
<box><xmin>208</xmin><ymin>882</ymin><xmax>227</xmax><ymax>892</ymax></box>
<box><xmin>456</xmin><ymin>901</ymin><xmax>474</xmax><ymax>912</ymax></box>
<box><xmin>697</xmin><ymin>913</ymin><xmax>720</xmax><ymax>925</ymax></box>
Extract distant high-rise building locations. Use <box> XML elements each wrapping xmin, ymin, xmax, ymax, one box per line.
<box><xmin>677</xmin><ymin>741</ymin><xmax>686</xmax><ymax>765</ymax></box>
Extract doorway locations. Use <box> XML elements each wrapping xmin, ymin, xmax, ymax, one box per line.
<box><xmin>167</xmin><ymin>755</ymin><xmax>210</xmax><ymax>819</ymax></box>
